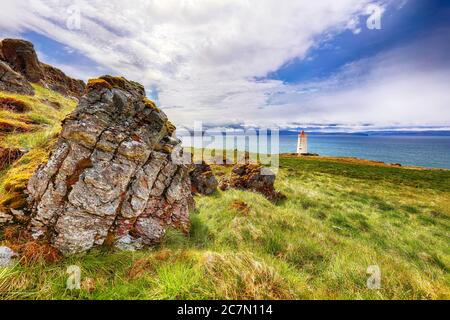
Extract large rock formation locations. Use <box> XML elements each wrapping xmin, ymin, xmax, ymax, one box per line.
<box><xmin>0</xmin><ymin>39</ymin><xmax>85</xmax><ymax>97</ymax></box>
<box><xmin>26</xmin><ymin>76</ymin><xmax>193</xmax><ymax>254</ymax></box>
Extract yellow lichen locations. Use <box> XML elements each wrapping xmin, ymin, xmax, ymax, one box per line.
<box><xmin>98</xmin><ymin>75</ymin><xmax>128</xmax><ymax>89</ymax></box>
<box><xmin>86</xmin><ymin>79</ymin><xmax>113</xmax><ymax>92</ymax></box>
<box><xmin>161</xmin><ymin>145</ymin><xmax>174</xmax><ymax>154</ymax></box>
<box><xmin>143</xmin><ymin>97</ymin><xmax>161</xmax><ymax>113</ymax></box>
<box><xmin>165</xmin><ymin>121</ymin><xmax>176</xmax><ymax>136</ymax></box>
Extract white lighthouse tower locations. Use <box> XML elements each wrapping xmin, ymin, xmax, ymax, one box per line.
<box><xmin>297</xmin><ymin>130</ymin><xmax>308</xmax><ymax>156</ymax></box>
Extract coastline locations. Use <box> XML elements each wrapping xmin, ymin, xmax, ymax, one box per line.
<box><xmin>280</xmin><ymin>153</ymin><xmax>449</xmax><ymax>171</ymax></box>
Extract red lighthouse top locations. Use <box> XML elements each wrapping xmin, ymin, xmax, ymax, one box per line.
<box><xmin>299</xmin><ymin>130</ymin><xmax>305</xmax><ymax>137</ymax></box>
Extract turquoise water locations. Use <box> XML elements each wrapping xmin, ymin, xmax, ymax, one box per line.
<box><xmin>279</xmin><ymin>135</ymin><xmax>450</xmax><ymax>169</ymax></box>
<box><xmin>182</xmin><ymin>134</ymin><xmax>450</xmax><ymax>169</ymax></box>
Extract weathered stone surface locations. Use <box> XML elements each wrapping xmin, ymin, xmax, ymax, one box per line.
<box><xmin>27</xmin><ymin>76</ymin><xmax>194</xmax><ymax>255</ymax></box>
<box><xmin>0</xmin><ymin>38</ymin><xmax>85</xmax><ymax>97</ymax></box>
<box><xmin>0</xmin><ymin>61</ymin><xmax>34</xmax><ymax>95</ymax></box>
<box><xmin>220</xmin><ymin>164</ymin><xmax>285</xmax><ymax>202</ymax></box>
<box><xmin>190</xmin><ymin>161</ymin><xmax>218</xmax><ymax>195</ymax></box>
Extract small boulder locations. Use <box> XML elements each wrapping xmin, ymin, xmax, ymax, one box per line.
<box><xmin>190</xmin><ymin>161</ymin><xmax>218</xmax><ymax>195</ymax></box>
<box><xmin>224</xmin><ymin>164</ymin><xmax>285</xmax><ymax>202</ymax></box>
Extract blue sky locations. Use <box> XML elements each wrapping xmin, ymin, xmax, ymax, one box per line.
<box><xmin>271</xmin><ymin>0</ymin><xmax>450</xmax><ymax>84</ymax></box>
<box><xmin>0</xmin><ymin>0</ymin><xmax>449</xmax><ymax>131</ymax></box>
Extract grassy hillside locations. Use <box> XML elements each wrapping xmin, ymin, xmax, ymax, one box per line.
<box><xmin>0</xmin><ymin>85</ymin><xmax>77</xmax><ymax>211</ymax></box>
<box><xmin>0</xmin><ymin>87</ymin><xmax>449</xmax><ymax>300</ymax></box>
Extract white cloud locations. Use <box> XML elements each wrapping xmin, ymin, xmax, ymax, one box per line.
<box><xmin>265</xmin><ymin>29</ymin><xmax>450</xmax><ymax>129</ymax></box>
<box><xmin>3</xmin><ymin>0</ymin><xmax>447</xmax><ymax>131</ymax></box>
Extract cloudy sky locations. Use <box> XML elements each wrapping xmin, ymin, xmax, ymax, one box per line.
<box><xmin>1</xmin><ymin>0</ymin><xmax>449</xmax><ymax>131</ymax></box>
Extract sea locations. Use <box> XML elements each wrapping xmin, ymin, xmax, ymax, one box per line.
<box><xmin>181</xmin><ymin>134</ymin><xmax>450</xmax><ymax>170</ymax></box>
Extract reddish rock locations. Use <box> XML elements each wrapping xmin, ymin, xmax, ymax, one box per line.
<box><xmin>223</xmin><ymin>164</ymin><xmax>285</xmax><ymax>203</ymax></box>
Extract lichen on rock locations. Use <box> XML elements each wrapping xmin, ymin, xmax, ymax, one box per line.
<box><xmin>26</xmin><ymin>76</ymin><xmax>194</xmax><ymax>255</ymax></box>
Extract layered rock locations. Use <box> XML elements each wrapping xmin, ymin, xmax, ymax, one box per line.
<box><xmin>27</xmin><ymin>76</ymin><xmax>193</xmax><ymax>254</ymax></box>
<box><xmin>0</xmin><ymin>39</ymin><xmax>85</xmax><ymax>97</ymax></box>
<box><xmin>190</xmin><ymin>161</ymin><xmax>218</xmax><ymax>195</ymax></box>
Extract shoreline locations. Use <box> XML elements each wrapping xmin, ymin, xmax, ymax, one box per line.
<box><xmin>280</xmin><ymin>153</ymin><xmax>449</xmax><ymax>171</ymax></box>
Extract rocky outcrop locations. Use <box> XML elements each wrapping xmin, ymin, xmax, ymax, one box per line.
<box><xmin>190</xmin><ymin>161</ymin><xmax>218</xmax><ymax>195</ymax></box>
<box><xmin>1</xmin><ymin>39</ymin><xmax>43</xmax><ymax>83</ymax></box>
<box><xmin>219</xmin><ymin>164</ymin><xmax>285</xmax><ymax>203</ymax></box>
<box><xmin>26</xmin><ymin>76</ymin><xmax>193</xmax><ymax>255</ymax></box>
<box><xmin>0</xmin><ymin>39</ymin><xmax>85</xmax><ymax>97</ymax></box>
<box><xmin>0</xmin><ymin>61</ymin><xmax>35</xmax><ymax>95</ymax></box>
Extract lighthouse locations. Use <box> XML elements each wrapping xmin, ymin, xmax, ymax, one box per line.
<box><xmin>297</xmin><ymin>130</ymin><xmax>308</xmax><ymax>156</ymax></box>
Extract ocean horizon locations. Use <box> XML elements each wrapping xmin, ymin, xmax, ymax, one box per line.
<box><xmin>181</xmin><ymin>134</ymin><xmax>450</xmax><ymax>170</ymax></box>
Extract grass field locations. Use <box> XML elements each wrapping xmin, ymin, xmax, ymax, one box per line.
<box><xmin>0</xmin><ymin>88</ymin><xmax>449</xmax><ymax>300</ymax></box>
